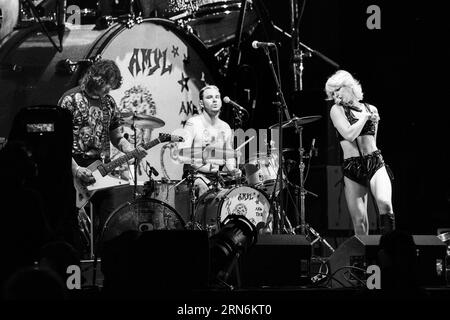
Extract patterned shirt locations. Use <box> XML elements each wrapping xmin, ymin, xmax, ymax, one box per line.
<box><xmin>58</xmin><ymin>86</ymin><xmax>121</xmax><ymax>164</ymax></box>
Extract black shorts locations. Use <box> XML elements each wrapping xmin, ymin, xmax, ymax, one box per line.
<box><xmin>342</xmin><ymin>150</ymin><xmax>386</xmax><ymax>186</ymax></box>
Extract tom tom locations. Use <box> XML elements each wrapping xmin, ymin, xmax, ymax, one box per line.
<box><xmin>244</xmin><ymin>153</ymin><xmax>282</xmax><ymax>196</ymax></box>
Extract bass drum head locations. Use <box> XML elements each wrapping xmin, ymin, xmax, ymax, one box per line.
<box><xmin>195</xmin><ymin>185</ymin><xmax>271</xmax><ymax>235</ymax></box>
<box><xmin>99</xmin><ymin>197</ymin><xmax>185</xmax><ymax>245</ymax></box>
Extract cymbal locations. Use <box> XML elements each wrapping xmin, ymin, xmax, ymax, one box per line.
<box><xmin>269</xmin><ymin>115</ymin><xmax>322</xmax><ymax>129</ymax></box>
<box><xmin>122</xmin><ymin>114</ymin><xmax>165</xmax><ymax>129</ymax></box>
<box><xmin>177</xmin><ymin>147</ymin><xmax>241</xmax><ymax>161</ymax></box>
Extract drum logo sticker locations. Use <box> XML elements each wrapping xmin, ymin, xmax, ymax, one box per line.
<box><xmin>128</xmin><ymin>48</ymin><xmax>173</xmax><ymax>77</ymax></box>
<box><xmin>232</xmin><ymin>203</ymin><xmax>248</xmax><ymax>217</ymax></box>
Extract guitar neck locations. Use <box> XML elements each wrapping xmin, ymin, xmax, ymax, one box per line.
<box><xmin>101</xmin><ymin>137</ymin><xmax>161</xmax><ymax>175</ymax></box>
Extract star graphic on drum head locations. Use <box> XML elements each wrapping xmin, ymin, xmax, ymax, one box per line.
<box><xmin>172</xmin><ymin>45</ymin><xmax>179</xmax><ymax>58</ymax></box>
<box><xmin>178</xmin><ymin>73</ymin><xmax>189</xmax><ymax>92</ymax></box>
<box><xmin>183</xmin><ymin>53</ymin><xmax>190</xmax><ymax>64</ymax></box>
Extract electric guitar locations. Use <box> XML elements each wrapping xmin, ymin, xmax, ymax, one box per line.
<box><xmin>74</xmin><ymin>133</ymin><xmax>183</xmax><ymax>209</ymax></box>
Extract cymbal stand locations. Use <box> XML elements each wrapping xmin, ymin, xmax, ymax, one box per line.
<box><xmin>172</xmin><ymin>166</ymin><xmax>208</xmax><ymax>230</ymax></box>
<box><xmin>293</xmin><ymin>126</ymin><xmax>334</xmax><ymax>253</ymax></box>
<box><xmin>130</xmin><ymin>113</ymin><xmax>139</xmax><ymax>201</ymax></box>
<box><xmin>260</xmin><ymin>45</ymin><xmax>291</xmax><ymax>234</ymax></box>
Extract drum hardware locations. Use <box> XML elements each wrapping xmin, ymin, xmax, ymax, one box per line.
<box><xmin>54</xmin><ymin>55</ymin><xmax>101</xmax><ymax>75</ymax></box>
<box><xmin>173</xmin><ymin>167</ymin><xmax>206</xmax><ymax>230</ymax></box>
<box><xmin>283</xmin><ymin>119</ymin><xmax>335</xmax><ymax>252</ymax></box>
<box><xmin>126</xmin><ymin>112</ymin><xmax>165</xmax><ymax>201</ymax></box>
<box><xmin>95</xmin><ymin>13</ymin><xmax>143</xmax><ymax>30</ymax></box>
<box><xmin>256</xmin><ymin>35</ymin><xmax>295</xmax><ymax>233</ymax></box>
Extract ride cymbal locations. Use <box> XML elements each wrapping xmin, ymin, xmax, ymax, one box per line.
<box><xmin>269</xmin><ymin>115</ymin><xmax>322</xmax><ymax>129</ymax></box>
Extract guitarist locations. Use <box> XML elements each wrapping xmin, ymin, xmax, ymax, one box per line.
<box><xmin>58</xmin><ymin>59</ymin><xmax>146</xmax><ymax>239</ymax></box>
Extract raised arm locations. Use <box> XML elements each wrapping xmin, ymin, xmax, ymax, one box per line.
<box><xmin>330</xmin><ymin>105</ymin><xmax>371</xmax><ymax>142</ymax></box>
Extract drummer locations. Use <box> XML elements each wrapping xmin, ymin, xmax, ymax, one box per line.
<box><xmin>177</xmin><ymin>85</ymin><xmax>241</xmax><ymax>197</ymax></box>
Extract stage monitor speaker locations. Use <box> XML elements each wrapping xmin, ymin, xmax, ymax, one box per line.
<box><xmin>328</xmin><ymin>235</ymin><xmax>447</xmax><ymax>288</ymax></box>
<box><xmin>239</xmin><ymin>234</ymin><xmax>312</xmax><ymax>287</ymax></box>
<box><xmin>101</xmin><ymin>230</ymin><xmax>210</xmax><ymax>293</ymax></box>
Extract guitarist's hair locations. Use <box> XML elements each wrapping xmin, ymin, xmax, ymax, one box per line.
<box><xmin>80</xmin><ymin>59</ymin><xmax>123</xmax><ymax>93</ymax></box>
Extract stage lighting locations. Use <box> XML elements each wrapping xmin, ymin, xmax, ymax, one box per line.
<box><xmin>209</xmin><ymin>215</ymin><xmax>257</xmax><ymax>286</ymax></box>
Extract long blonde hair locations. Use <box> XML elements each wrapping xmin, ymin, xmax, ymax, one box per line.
<box><xmin>325</xmin><ymin>70</ymin><xmax>364</xmax><ymax>102</ymax></box>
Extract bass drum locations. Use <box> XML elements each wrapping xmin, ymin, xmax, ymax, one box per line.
<box><xmin>195</xmin><ymin>185</ymin><xmax>271</xmax><ymax>236</ymax></box>
<box><xmin>99</xmin><ymin>197</ymin><xmax>185</xmax><ymax>245</ymax></box>
<box><xmin>0</xmin><ymin>19</ymin><xmax>221</xmax><ymax>182</ymax></box>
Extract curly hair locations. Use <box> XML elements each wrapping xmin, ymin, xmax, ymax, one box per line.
<box><xmin>80</xmin><ymin>59</ymin><xmax>122</xmax><ymax>94</ymax></box>
<box><xmin>324</xmin><ymin>70</ymin><xmax>364</xmax><ymax>102</ymax></box>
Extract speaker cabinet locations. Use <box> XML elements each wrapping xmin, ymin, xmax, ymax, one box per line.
<box><xmin>328</xmin><ymin>235</ymin><xmax>447</xmax><ymax>288</ymax></box>
<box><xmin>239</xmin><ymin>235</ymin><xmax>312</xmax><ymax>287</ymax></box>
<box><xmin>101</xmin><ymin>230</ymin><xmax>210</xmax><ymax>294</ymax></box>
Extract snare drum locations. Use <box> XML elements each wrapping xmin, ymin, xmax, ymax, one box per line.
<box><xmin>195</xmin><ymin>185</ymin><xmax>271</xmax><ymax>236</ymax></box>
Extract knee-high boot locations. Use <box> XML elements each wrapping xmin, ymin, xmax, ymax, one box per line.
<box><xmin>380</xmin><ymin>213</ymin><xmax>395</xmax><ymax>235</ymax></box>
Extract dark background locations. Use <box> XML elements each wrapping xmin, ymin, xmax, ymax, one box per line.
<box><xmin>222</xmin><ymin>0</ymin><xmax>449</xmax><ymax>235</ymax></box>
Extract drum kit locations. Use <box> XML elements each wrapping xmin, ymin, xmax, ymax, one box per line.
<box><xmin>96</xmin><ymin>110</ymin><xmax>332</xmax><ymax>258</ymax></box>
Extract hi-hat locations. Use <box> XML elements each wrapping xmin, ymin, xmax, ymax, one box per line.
<box><xmin>269</xmin><ymin>115</ymin><xmax>322</xmax><ymax>129</ymax></box>
<box><xmin>122</xmin><ymin>114</ymin><xmax>165</xmax><ymax>129</ymax></box>
<box><xmin>177</xmin><ymin>147</ymin><xmax>241</xmax><ymax>161</ymax></box>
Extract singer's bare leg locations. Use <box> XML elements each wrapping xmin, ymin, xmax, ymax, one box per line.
<box><xmin>0</xmin><ymin>0</ymin><xmax>19</xmax><ymax>40</ymax></box>
<box><xmin>344</xmin><ymin>177</ymin><xmax>369</xmax><ymax>235</ymax></box>
<box><xmin>369</xmin><ymin>166</ymin><xmax>393</xmax><ymax>215</ymax></box>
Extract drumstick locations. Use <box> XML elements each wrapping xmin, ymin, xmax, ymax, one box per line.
<box><xmin>235</xmin><ymin>136</ymin><xmax>255</xmax><ymax>151</ymax></box>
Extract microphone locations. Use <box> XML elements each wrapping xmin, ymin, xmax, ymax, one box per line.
<box><xmin>223</xmin><ymin>97</ymin><xmax>248</xmax><ymax>115</ymax></box>
<box><xmin>170</xmin><ymin>135</ymin><xmax>184</xmax><ymax>142</ymax></box>
<box><xmin>252</xmin><ymin>41</ymin><xmax>276</xmax><ymax>49</ymax></box>
<box><xmin>146</xmin><ymin>162</ymin><xmax>159</xmax><ymax>177</ymax></box>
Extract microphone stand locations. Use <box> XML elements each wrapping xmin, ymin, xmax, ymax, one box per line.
<box><xmin>261</xmin><ymin>45</ymin><xmax>291</xmax><ymax>234</ymax></box>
